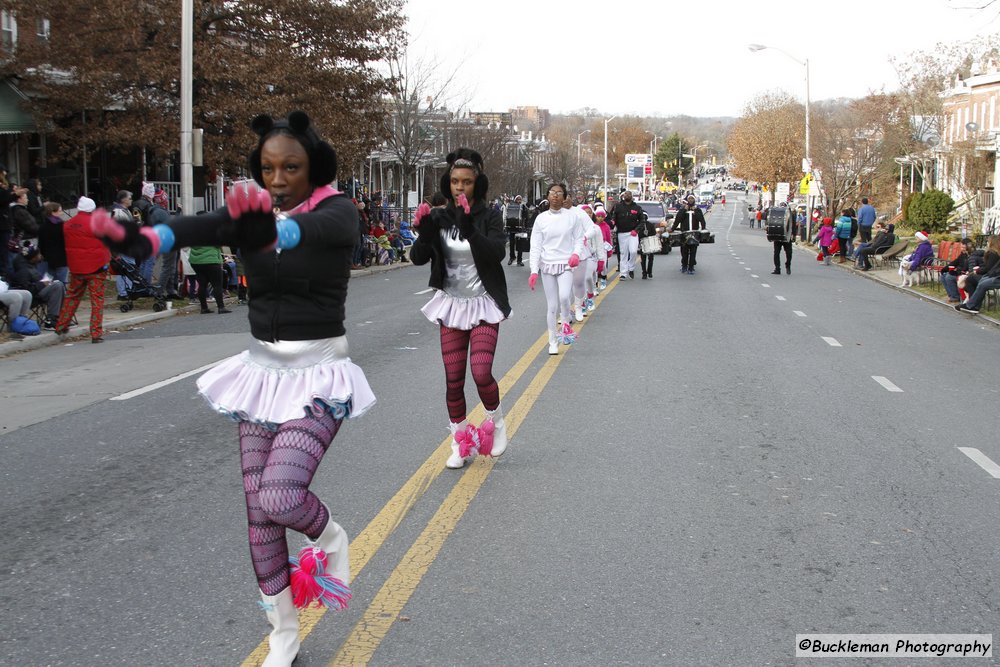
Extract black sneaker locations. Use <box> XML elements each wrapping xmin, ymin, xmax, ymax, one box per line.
<box><xmin>956</xmin><ymin>303</ymin><xmax>979</xmax><ymax>314</ymax></box>
<box><xmin>42</xmin><ymin>319</ymin><xmax>56</xmax><ymax>330</ymax></box>
<box><xmin>771</xmin><ymin>268</ymin><xmax>781</xmax><ymax>275</ymax></box>
<box><xmin>218</xmin><ymin>308</ymin><xmax>233</xmax><ymax>314</ymax></box>
<box><xmin>785</xmin><ymin>265</ymin><xmax>791</xmax><ymax>274</ymax></box>
<box><xmin>200</xmin><ymin>307</ymin><xmax>212</xmax><ymax>314</ymax></box>
<box><xmin>629</xmin><ymin>271</ymin><xmax>635</xmax><ymax>279</ymax></box>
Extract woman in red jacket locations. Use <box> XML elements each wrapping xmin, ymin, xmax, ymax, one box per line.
<box><xmin>53</xmin><ymin>196</ymin><xmax>111</xmax><ymax>343</ymax></box>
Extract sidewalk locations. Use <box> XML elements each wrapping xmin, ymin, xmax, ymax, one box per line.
<box><xmin>0</xmin><ymin>260</ymin><xmax>412</xmax><ymax>358</ymax></box>
<box><xmin>803</xmin><ymin>242</ymin><xmax>1000</xmax><ymax>327</ymax></box>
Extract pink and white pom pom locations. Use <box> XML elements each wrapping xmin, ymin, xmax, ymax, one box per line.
<box><xmin>455</xmin><ymin>193</ymin><xmax>471</xmax><ymax>215</ymax></box>
<box><xmin>454</xmin><ymin>421</ymin><xmax>494</xmax><ymax>459</ymax></box>
<box><xmin>289</xmin><ymin>546</ymin><xmax>351</xmax><ymax>610</ymax></box>
<box><xmin>559</xmin><ymin>322</ymin><xmax>578</xmax><ymax>345</ymax></box>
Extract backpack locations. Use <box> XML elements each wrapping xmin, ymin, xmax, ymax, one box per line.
<box><xmin>11</xmin><ymin>315</ymin><xmax>41</xmax><ymax>336</ymax></box>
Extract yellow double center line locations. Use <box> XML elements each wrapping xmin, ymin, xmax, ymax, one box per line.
<box><xmin>241</xmin><ymin>271</ymin><xmax>620</xmax><ymax>666</ymax></box>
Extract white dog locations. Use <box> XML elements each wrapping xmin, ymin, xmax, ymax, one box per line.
<box><xmin>898</xmin><ymin>256</ymin><xmax>916</xmax><ymax>287</ymax></box>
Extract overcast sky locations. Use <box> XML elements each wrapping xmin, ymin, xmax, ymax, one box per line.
<box><xmin>404</xmin><ymin>0</ymin><xmax>1000</xmax><ymax>118</ymax></box>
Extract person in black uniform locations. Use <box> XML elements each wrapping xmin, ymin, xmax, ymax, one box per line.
<box><xmin>771</xmin><ymin>206</ymin><xmax>797</xmax><ymax>275</ymax></box>
<box><xmin>670</xmin><ymin>195</ymin><xmax>706</xmax><ymax>274</ymax></box>
<box><xmin>504</xmin><ymin>195</ymin><xmax>527</xmax><ymax>266</ymax></box>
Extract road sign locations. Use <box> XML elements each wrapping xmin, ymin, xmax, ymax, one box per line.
<box><xmin>625</xmin><ymin>153</ymin><xmax>651</xmax><ymax>166</ymax></box>
<box><xmin>776</xmin><ymin>182</ymin><xmax>790</xmax><ymax>202</ymax></box>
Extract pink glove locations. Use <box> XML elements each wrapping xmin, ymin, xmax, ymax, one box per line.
<box><xmin>413</xmin><ymin>202</ymin><xmax>431</xmax><ymax>228</ymax></box>
<box><xmin>528</xmin><ymin>273</ymin><xmax>538</xmax><ymax>290</ymax></box>
<box><xmin>456</xmin><ymin>193</ymin><xmax>471</xmax><ymax>215</ymax></box>
<box><xmin>226</xmin><ymin>181</ymin><xmax>273</xmax><ymax>219</ymax></box>
<box><xmin>630</xmin><ymin>230</ymin><xmax>638</xmax><ymax>237</ymax></box>
<box><xmin>568</xmin><ymin>253</ymin><xmax>580</xmax><ymax>268</ymax></box>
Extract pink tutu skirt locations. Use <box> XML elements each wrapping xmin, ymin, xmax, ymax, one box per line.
<box><xmin>420</xmin><ymin>290</ymin><xmax>506</xmax><ymax>330</ymax></box>
<box><xmin>196</xmin><ymin>335</ymin><xmax>375</xmax><ymax>430</ymax></box>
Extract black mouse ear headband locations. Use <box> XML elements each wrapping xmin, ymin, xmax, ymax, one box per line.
<box><xmin>248</xmin><ymin>111</ymin><xmax>338</xmax><ymax>187</ymax></box>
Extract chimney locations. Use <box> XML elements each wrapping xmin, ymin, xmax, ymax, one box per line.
<box><xmin>528</xmin><ymin>131</ymin><xmax>533</xmax><ymax>141</ymax></box>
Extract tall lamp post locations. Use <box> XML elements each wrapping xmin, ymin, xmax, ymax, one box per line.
<box><xmin>749</xmin><ymin>43</ymin><xmax>811</xmax><ymax>236</ymax></box>
<box><xmin>577</xmin><ymin>129</ymin><xmax>591</xmax><ymax>166</ymax></box>
<box><xmin>603</xmin><ymin>116</ymin><xmax>617</xmax><ymax>204</ymax></box>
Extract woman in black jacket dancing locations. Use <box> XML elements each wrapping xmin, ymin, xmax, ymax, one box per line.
<box><xmin>410</xmin><ymin>148</ymin><xmax>511</xmax><ymax>469</ymax></box>
<box><xmin>92</xmin><ymin>111</ymin><xmax>370</xmax><ymax>667</ymax></box>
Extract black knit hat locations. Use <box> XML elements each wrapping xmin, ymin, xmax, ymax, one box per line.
<box><xmin>248</xmin><ymin>111</ymin><xmax>338</xmax><ymax>188</ymax></box>
<box><xmin>438</xmin><ymin>148</ymin><xmax>489</xmax><ymax>203</ymax></box>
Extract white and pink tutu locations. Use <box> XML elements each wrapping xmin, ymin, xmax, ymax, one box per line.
<box><xmin>421</xmin><ymin>290</ymin><xmax>505</xmax><ymax>330</ymax></box>
<box><xmin>197</xmin><ymin>335</ymin><xmax>375</xmax><ymax>430</ymax></box>
<box><xmin>539</xmin><ymin>260</ymin><xmax>571</xmax><ymax>276</ymax></box>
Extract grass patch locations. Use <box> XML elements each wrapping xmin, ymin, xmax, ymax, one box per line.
<box><xmin>912</xmin><ymin>279</ymin><xmax>1000</xmax><ymax>318</ymax></box>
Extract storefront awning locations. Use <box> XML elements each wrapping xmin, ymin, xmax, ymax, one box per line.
<box><xmin>0</xmin><ymin>80</ymin><xmax>36</xmax><ymax>135</ymax></box>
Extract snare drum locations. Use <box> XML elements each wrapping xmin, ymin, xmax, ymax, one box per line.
<box><xmin>640</xmin><ymin>235</ymin><xmax>661</xmax><ymax>254</ymax></box>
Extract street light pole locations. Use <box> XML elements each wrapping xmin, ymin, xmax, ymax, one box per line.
<box><xmin>603</xmin><ymin>116</ymin><xmax>617</xmax><ymax>204</ymax></box>
<box><xmin>577</xmin><ymin>129</ymin><xmax>591</xmax><ymax>166</ymax></box>
<box><xmin>749</xmin><ymin>43</ymin><xmax>812</xmax><ymax>236</ymax></box>
<box><xmin>180</xmin><ymin>0</ymin><xmax>194</xmax><ymax>215</ymax></box>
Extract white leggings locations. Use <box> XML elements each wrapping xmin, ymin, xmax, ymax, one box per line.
<box><xmin>571</xmin><ymin>262</ymin><xmax>588</xmax><ymax>304</ymax></box>
<box><xmin>584</xmin><ymin>258</ymin><xmax>597</xmax><ymax>297</ymax></box>
<box><xmin>541</xmin><ymin>271</ymin><xmax>574</xmax><ymax>336</ymax></box>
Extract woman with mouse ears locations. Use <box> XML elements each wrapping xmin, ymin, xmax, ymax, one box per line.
<box><xmin>410</xmin><ymin>148</ymin><xmax>511</xmax><ymax>471</ymax></box>
<box><xmin>91</xmin><ymin>111</ymin><xmax>373</xmax><ymax>667</ymax></box>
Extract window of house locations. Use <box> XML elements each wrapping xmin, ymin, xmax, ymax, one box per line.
<box><xmin>36</xmin><ymin>18</ymin><xmax>49</xmax><ymax>41</ymax></box>
<box><xmin>1</xmin><ymin>11</ymin><xmax>17</xmax><ymax>53</ymax></box>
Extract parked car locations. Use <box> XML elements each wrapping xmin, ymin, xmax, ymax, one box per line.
<box><xmin>636</xmin><ymin>200</ymin><xmax>674</xmax><ymax>254</ymax></box>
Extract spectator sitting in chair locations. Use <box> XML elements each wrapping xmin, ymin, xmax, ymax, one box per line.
<box><xmin>853</xmin><ymin>222</ymin><xmax>894</xmax><ymax>271</ymax></box>
<box><xmin>10</xmin><ymin>246</ymin><xmax>65</xmax><ymax>329</ymax></box>
<box><xmin>956</xmin><ymin>237</ymin><xmax>1000</xmax><ymax>314</ymax></box>
<box><xmin>939</xmin><ymin>239</ymin><xmax>975</xmax><ymax>303</ymax></box>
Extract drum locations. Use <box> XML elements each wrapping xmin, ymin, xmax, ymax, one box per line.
<box><xmin>640</xmin><ymin>235</ymin><xmax>661</xmax><ymax>254</ymax></box>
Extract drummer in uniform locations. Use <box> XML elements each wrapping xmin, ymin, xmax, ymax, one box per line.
<box><xmin>637</xmin><ymin>210</ymin><xmax>665</xmax><ymax>279</ymax></box>
<box><xmin>670</xmin><ymin>195</ymin><xmax>707</xmax><ymax>275</ymax></box>
<box><xmin>505</xmin><ymin>195</ymin><xmax>528</xmax><ymax>266</ymax></box>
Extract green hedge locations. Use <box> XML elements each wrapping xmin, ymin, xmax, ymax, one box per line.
<box><xmin>905</xmin><ymin>190</ymin><xmax>954</xmax><ymax>233</ymax></box>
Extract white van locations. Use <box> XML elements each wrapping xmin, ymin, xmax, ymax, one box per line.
<box><xmin>696</xmin><ymin>183</ymin><xmax>714</xmax><ymax>204</ymax></box>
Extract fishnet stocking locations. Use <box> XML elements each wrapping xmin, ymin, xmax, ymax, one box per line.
<box><xmin>439</xmin><ymin>322</ymin><xmax>500</xmax><ymax>422</ymax></box>
<box><xmin>239</xmin><ymin>413</ymin><xmax>342</xmax><ymax>595</ymax></box>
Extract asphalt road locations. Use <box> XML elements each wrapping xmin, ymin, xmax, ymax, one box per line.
<box><xmin>2</xmin><ymin>194</ymin><xmax>999</xmax><ymax>666</ymax></box>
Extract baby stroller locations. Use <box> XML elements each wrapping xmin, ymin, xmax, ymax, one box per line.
<box><xmin>110</xmin><ymin>255</ymin><xmax>167</xmax><ymax>312</ymax></box>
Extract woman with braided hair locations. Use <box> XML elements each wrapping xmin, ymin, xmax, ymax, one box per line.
<box><xmin>410</xmin><ymin>148</ymin><xmax>511</xmax><ymax>470</ymax></box>
<box><xmin>91</xmin><ymin>111</ymin><xmax>371</xmax><ymax>667</ymax></box>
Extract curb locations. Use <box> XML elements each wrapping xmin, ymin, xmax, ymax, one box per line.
<box><xmin>1</xmin><ymin>261</ymin><xmax>415</xmax><ymax>358</ymax></box>
<box><xmin>0</xmin><ymin>308</ymin><xmax>182</xmax><ymax>358</ymax></box>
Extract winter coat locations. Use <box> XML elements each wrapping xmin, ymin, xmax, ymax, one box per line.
<box><xmin>165</xmin><ymin>187</ymin><xmax>358</xmax><ymax>342</ymax></box>
<box><xmin>189</xmin><ymin>245</ymin><xmax>223</xmax><ymax>265</ymax></box>
<box><xmin>410</xmin><ymin>199</ymin><xmax>511</xmax><ymax>318</ymax></box>
<box><xmin>907</xmin><ymin>240</ymin><xmax>934</xmax><ymax>269</ymax></box>
<box><xmin>37</xmin><ymin>215</ymin><xmax>67</xmax><ymax>269</ymax></box>
<box><xmin>816</xmin><ymin>225</ymin><xmax>835</xmax><ymax>247</ymax></box>
<box><xmin>63</xmin><ymin>211</ymin><xmax>111</xmax><ymax>274</ymax></box>
<box><xmin>609</xmin><ymin>200</ymin><xmax>645</xmax><ymax>234</ymax></box>
<box><xmin>834</xmin><ymin>216</ymin><xmax>852</xmax><ymax>239</ymax></box>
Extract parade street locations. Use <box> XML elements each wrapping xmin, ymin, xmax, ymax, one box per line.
<box><xmin>2</xmin><ymin>195</ymin><xmax>998</xmax><ymax>666</ymax></box>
